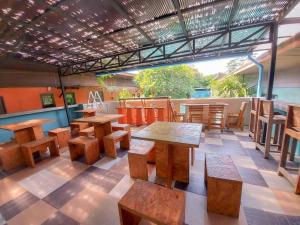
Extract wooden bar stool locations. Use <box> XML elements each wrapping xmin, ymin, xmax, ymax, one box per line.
<box><xmin>117</xmin><ymin>107</ymin><xmax>127</xmax><ymax>124</ymax></box>
<box><xmin>126</xmin><ymin>108</ymin><xmax>135</xmax><ymax>125</ymax></box>
<box><xmin>255</xmin><ymin>100</ymin><xmax>286</xmax><ymax>159</ymax></box>
<box><xmin>135</xmin><ymin>107</ymin><xmax>144</xmax><ymax>126</ymax></box>
<box><xmin>249</xmin><ymin>98</ymin><xmax>260</xmax><ymax>140</ymax></box>
<box><xmin>278</xmin><ymin>104</ymin><xmax>300</xmax><ymax>194</ymax></box>
<box><xmin>226</xmin><ymin>102</ymin><xmax>247</xmax><ymax>131</ymax></box>
<box><xmin>156</xmin><ymin>107</ymin><xmax>165</xmax><ymax>121</ymax></box>
<box><xmin>208</xmin><ymin>105</ymin><xmax>225</xmax><ymax>131</ymax></box>
<box><xmin>144</xmin><ymin>107</ymin><xmax>156</xmax><ymax>125</ymax></box>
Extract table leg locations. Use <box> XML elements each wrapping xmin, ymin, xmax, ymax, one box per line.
<box><xmin>94</xmin><ymin>122</ymin><xmax>113</xmax><ymax>151</ymax></box>
<box><xmin>155</xmin><ymin>143</ymin><xmax>189</xmax><ymax>188</ymax></box>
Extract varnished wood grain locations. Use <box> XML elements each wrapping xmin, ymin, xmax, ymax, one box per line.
<box><xmin>0</xmin><ymin>142</ymin><xmax>24</xmax><ymax>171</ymax></box>
<box><xmin>75</xmin><ymin>113</ymin><xmax>123</xmax><ymax>124</ymax></box>
<box><xmin>118</xmin><ymin>180</ymin><xmax>185</xmax><ymax>225</ymax></box>
<box><xmin>103</xmin><ymin>130</ymin><xmax>130</xmax><ymax>158</ymax></box>
<box><xmin>0</xmin><ymin>119</ymin><xmax>53</xmax><ymax>131</ymax></box>
<box><xmin>132</xmin><ymin>122</ymin><xmax>202</xmax><ymax>147</ymax></box>
<box><xmin>205</xmin><ymin>153</ymin><xmax>242</xmax><ymax>217</ymax></box>
<box><xmin>48</xmin><ymin>127</ymin><xmax>71</xmax><ymax>148</ymax></box>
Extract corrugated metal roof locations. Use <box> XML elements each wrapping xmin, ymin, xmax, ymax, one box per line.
<box><xmin>0</xmin><ymin>0</ymin><xmax>296</xmax><ymax>70</ymax></box>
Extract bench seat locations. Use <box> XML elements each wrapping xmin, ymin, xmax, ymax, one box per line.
<box><xmin>103</xmin><ymin>130</ymin><xmax>130</xmax><ymax>158</ymax></box>
<box><xmin>70</xmin><ymin>122</ymin><xmax>90</xmax><ymax>136</ymax></box>
<box><xmin>0</xmin><ymin>142</ymin><xmax>24</xmax><ymax>171</ymax></box>
<box><xmin>68</xmin><ymin>136</ymin><xmax>100</xmax><ymax>165</ymax></box>
<box><xmin>128</xmin><ymin>140</ymin><xmax>155</xmax><ymax>180</ymax></box>
<box><xmin>79</xmin><ymin>126</ymin><xmax>95</xmax><ymax>137</ymax></box>
<box><xmin>118</xmin><ymin>180</ymin><xmax>185</xmax><ymax>225</ymax></box>
<box><xmin>48</xmin><ymin>127</ymin><xmax>71</xmax><ymax>148</ymax></box>
<box><xmin>21</xmin><ymin>136</ymin><xmax>59</xmax><ymax>167</ymax></box>
<box><xmin>205</xmin><ymin>153</ymin><xmax>242</xmax><ymax>217</ymax></box>
<box><xmin>112</xmin><ymin>122</ymin><xmax>131</xmax><ymax>139</ymax></box>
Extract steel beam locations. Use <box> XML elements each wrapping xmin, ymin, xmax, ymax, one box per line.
<box><xmin>267</xmin><ymin>23</ymin><xmax>278</xmax><ymax>100</ymax></box>
<box><xmin>58</xmin><ymin>68</ymin><xmax>71</xmax><ymax>125</ymax></box>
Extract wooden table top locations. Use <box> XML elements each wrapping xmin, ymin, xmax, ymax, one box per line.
<box><xmin>119</xmin><ymin>180</ymin><xmax>185</xmax><ymax>225</ymax></box>
<box><xmin>182</xmin><ymin>103</ymin><xmax>229</xmax><ymax>106</ymax></box>
<box><xmin>74</xmin><ymin>109</ymin><xmax>96</xmax><ymax>113</ymax></box>
<box><xmin>75</xmin><ymin>113</ymin><xmax>123</xmax><ymax>124</ymax></box>
<box><xmin>0</xmin><ymin>119</ymin><xmax>53</xmax><ymax>131</ymax></box>
<box><xmin>132</xmin><ymin>121</ymin><xmax>202</xmax><ymax>147</ymax></box>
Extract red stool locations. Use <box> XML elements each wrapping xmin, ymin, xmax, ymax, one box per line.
<box><xmin>117</xmin><ymin>107</ymin><xmax>127</xmax><ymax>124</ymax></box>
<box><xmin>127</xmin><ymin>108</ymin><xmax>136</xmax><ymax>125</ymax></box>
<box><xmin>145</xmin><ymin>107</ymin><xmax>155</xmax><ymax>125</ymax></box>
<box><xmin>135</xmin><ymin>107</ymin><xmax>144</xmax><ymax>126</ymax></box>
<box><xmin>157</xmin><ymin>107</ymin><xmax>165</xmax><ymax>121</ymax></box>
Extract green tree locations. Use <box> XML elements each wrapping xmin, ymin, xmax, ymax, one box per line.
<box><xmin>210</xmin><ymin>75</ymin><xmax>248</xmax><ymax>97</ymax></box>
<box><xmin>118</xmin><ymin>89</ymin><xmax>133</xmax><ymax>99</ymax></box>
<box><xmin>134</xmin><ymin>65</ymin><xmax>199</xmax><ymax>99</ymax></box>
<box><xmin>96</xmin><ymin>74</ymin><xmax>112</xmax><ymax>87</ymax></box>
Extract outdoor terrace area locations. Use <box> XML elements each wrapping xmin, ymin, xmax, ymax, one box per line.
<box><xmin>1</xmin><ymin>0</ymin><xmax>300</xmax><ymax>225</ymax></box>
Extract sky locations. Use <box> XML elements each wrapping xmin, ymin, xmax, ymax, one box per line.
<box><xmin>126</xmin><ymin>3</ymin><xmax>300</xmax><ymax>77</ymax></box>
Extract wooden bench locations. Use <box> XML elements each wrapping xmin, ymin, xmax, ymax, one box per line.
<box><xmin>70</xmin><ymin>122</ymin><xmax>90</xmax><ymax>136</ymax></box>
<box><xmin>68</xmin><ymin>136</ymin><xmax>100</xmax><ymax>165</ymax></box>
<box><xmin>21</xmin><ymin>136</ymin><xmax>59</xmax><ymax>168</ymax></box>
<box><xmin>48</xmin><ymin>127</ymin><xmax>71</xmax><ymax>148</ymax></box>
<box><xmin>0</xmin><ymin>142</ymin><xmax>24</xmax><ymax>171</ymax></box>
<box><xmin>79</xmin><ymin>126</ymin><xmax>95</xmax><ymax>137</ymax></box>
<box><xmin>112</xmin><ymin>122</ymin><xmax>131</xmax><ymax>139</ymax></box>
<box><xmin>103</xmin><ymin>130</ymin><xmax>130</xmax><ymax>158</ymax></box>
<box><xmin>128</xmin><ymin>140</ymin><xmax>155</xmax><ymax>180</ymax></box>
<box><xmin>205</xmin><ymin>153</ymin><xmax>242</xmax><ymax>217</ymax></box>
<box><xmin>118</xmin><ymin>180</ymin><xmax>185</xmax><ymax>225</ymax></box>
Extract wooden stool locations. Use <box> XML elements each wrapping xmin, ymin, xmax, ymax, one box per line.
<box><xmin>126</xmin><ymin>108</ymin><xmax>135</xmax><ymax>125</ymax></box>
<box><xmin>0</xmin><ymin>142</ymin><xmax>24</xmax><ymax>171</ymax></box>
<box><xmin>112</xmin><ymin>122</ymin><xmax>131</xmax><ymax>140</ymax></box>
<box><xmin>48</xmin><ymin>127</ymin><xmax>71</xmax><ymax>148</ymax></box>
<box><xmin>103</xmin><ymin>130</ymin><xmax>130</xmax><ymax>158</ymax></box>
<box><xmin>156</xmin><ymin>107</ymin><xmax>165</xmax><ymax>121</ymax></box>
<box><xmin>21</xmin><ymin>136</ymin><xmax>59</xmax><ymax>168</ymax></box>
<box><xmin>226</xmin><ymin>101</ymin><xmax>247</xmax><ymax>131</ymax></box>
<box><xmin>278</xmin><ymin>104</ymin><xmax>300</xmax><ymax>194</ymax></box>
<box><xmin>135</xmin><ymin>107</ymin><xmax>144</xmax><ymax>126</ymax></box>
<box><xmin>70</xmin><ymin>122</ymin><xmax>90</xmax><ymax>136</ymax></box>
<box><xmin>118</xmin><ymin>180</ymin><xmax>185</xmax><ymax>225</ymax></box>
<box><xmin>144</xmin><ymin>107</ymin><xmax>155</xmax><ymax>125</ymax></box>
<box><xmin>128</xmin><ymin>140</ymin><xmax>155</xmax><ymax>180</ymax></box>
<box><xmin>255</xmin><ymin>100</ymin><xmax>286</xmax><ymax>159</ymax></box>
<box><xmin>208</xmin><ymin>104</ymin><xmax>225</xmax><ymax>131</ymax></box>
<box><xmin>68</xmin><ymin>136</ymin><xmax>100</xmax><ymax>165</ymax></box>
<box><xmin>249</xmin><ymin>97</ymin><xmax>260</xmax><ymax>139</ymax></box>
<box><xmin>117</xmin><ymin>107</ymin><xmax>127</xmax><ymax>124</ymax></box>
<box><xmin>205</xmin><ymin>153</ymin><xmax>242</xmax><ymax>217</ymax></box>
<box><xmin>79</xmin><ymin>127</ymin><xmax>95</xmax><ymax>137</ymax></box>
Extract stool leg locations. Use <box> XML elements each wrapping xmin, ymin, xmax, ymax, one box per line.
<box><xmin>191</xmin><ymin>148</ymin><xmax>195</xmax><ymax>166</ymax></box>
<box><xmin>104</xmin><ymin>138</ymin><xmax>117</xmax><ymax>158</ymax></box>
<box><xmin>128</xmin><ymin>153</ymin><xmax>148</xmax><ymax>180</ymax></box>
<box><xmin>279</xmin><ymin>134</ymin><xmax>290</xmax><ymax>168</ymax></box>
<box><xmin>22</xmin><ymin>148</ymin><xmax>35</xmax><ymax>167</ymax></box>
<box><xmin>273</xmin><ymin>124</ymin><xmax>279</xmax><ymax>145</ymax></box>
<box><xmin>49</xmin><ymin>140</ymin><xmax>60</xmax><ymax>157</ymax></box>
<box><xmin>85</xmin><ymin>142</ymin><xmax>100</xmax><ymax>165</ymax></box>
<box><xmin>264</xmin><ymin>122</ymin><xmax>272</xmax><ymax>159</ymax></box>
<box><xmin>278</xmin><ymin>124</ymin><xmax>285</xmax><ymax>150</ymax></box>
<box><xmin>120</xmin><ymin>134</ymin><xmax>130</xmax><ymax>150</ymax></box>
<box><xmin>289</xmin><ymin>138</ymin><xmax>297</xmax><ymax>161</ymax></box>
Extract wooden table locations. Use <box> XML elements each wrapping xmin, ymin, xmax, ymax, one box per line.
<box><xmin>118</xmin><ymin>180</ymin><xmax>185</xmax><ymax>225</ymax></box>
<box><xmin>132</xmin><ymin>121</ymin><xmax>202</xmax><ymax>187</ymax></box>
<box><xmin>0</xmin><ymin>119</ymin><xmax>53</xmax><ymax>144</ymax></box>
<box><xmin>75</xmin><ymin>109</ymin><xmax>96</xmax><ymax>118</ymax></box>
<box><xmin>75</xmin><ymin>113</ymin><xmax>123</xmax><ymax>151</ymax></box>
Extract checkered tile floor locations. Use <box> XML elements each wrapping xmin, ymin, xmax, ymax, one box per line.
<box><xmin>1</xmin><ymin>128</ymin><xmax>300</xmax><ymax>225</ymax></box>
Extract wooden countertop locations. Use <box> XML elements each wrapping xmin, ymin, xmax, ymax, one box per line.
<box><xmin>75</xmin><ymin>113</ymin><xmax>123</xmax><ymax>124</ymax></box>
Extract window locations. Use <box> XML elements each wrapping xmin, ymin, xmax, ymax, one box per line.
<box><xmin>40</xmin><ymin>93</ymin><xmax>56</xmax><ymax>108</ymax></box>
<box><xmin>66</xmin><ymin>92</ymin><xmax>76</xmax><ymax>105</ymax></box>
<box><xmin>0</xmin><ymin>96</ymin><xmax>7</xmax><ymax>114</ymax></box>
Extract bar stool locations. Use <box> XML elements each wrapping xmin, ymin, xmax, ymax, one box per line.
<box><xmin>145</xmin><ymin>107</ymin><xmax>156</xmax><ymax>125</ymax></box>
<box><xmin>278</xmin><ymin>104</ymin><xmax>300</xmax><ymax>194</ymax></box>
<box><xmin>249</xmin><ymin>97</ymin><xmax>260</xmax><ymax>140</ymax></box>
<box><xmin>255</xmin><ymin>100</ymin><xmax>286</xmax><ymax>159</ymax></box>
<box><xmin>126</xmin><ymin>107</ymin><xmax>135</xmax><ymax>125</ymax></box>
<box><xmin>135</xmin><ymin>107</ymin><xmax>144</xmax><ymax>126</ymax></box>
<box><xmin>117</xmin><ymin>107</ymin><xmax>127</xmax><ymax>124</ymax></box>
<box><xmin>156</xmin><ymin>107</ymin><xmax>165</xmax><ymax>121</ymax></box>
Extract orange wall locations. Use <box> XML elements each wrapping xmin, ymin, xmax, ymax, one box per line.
<box><xmin>0</xmin><ymin>87</ymin><xmax>99</xmax><ymax>113</ymax></box>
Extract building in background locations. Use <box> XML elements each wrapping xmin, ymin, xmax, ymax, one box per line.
<box><xmin>234</xmin><ymin>32</ymin><xmax>300</xmax><ymax>104</ymax></box>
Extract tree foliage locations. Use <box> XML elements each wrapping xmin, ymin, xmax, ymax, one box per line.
<box><xmin>96</xmin><ymin>74</ymin><xmax>112</xmax><ymax>87</ymax></box>
<box><xmin>210</xmin><ymin>75</ymin><xmax>248</xmax><ymax>97</ymax></box>
<box><xmin>134</xmin><ymin>65</ymin><xmax>201</xmax><ymax>99</ymax></box>
<box><xmin>118</xmin><ymin>88</ymin><xmax>133</xmax><ymax>99</ymax></box>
